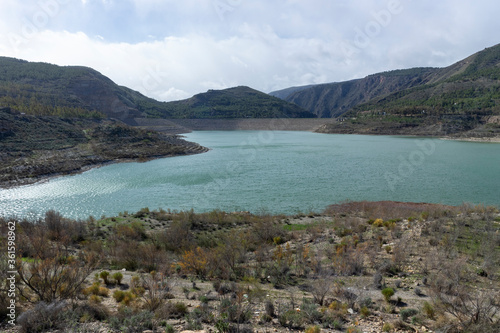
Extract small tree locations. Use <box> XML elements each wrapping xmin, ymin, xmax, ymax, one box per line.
<box><xmin>16</xmin><ymin>240</ymin><xmax>99</xmax><ymax>303</ymax></box>
<box><xmin>311</xmin><ymin>277</ymin><xmax>335</xmax><ymax>306</ymax></box>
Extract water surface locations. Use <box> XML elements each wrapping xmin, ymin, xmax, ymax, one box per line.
<box><xmin>1</xmin><ymin>131</ymin><xmax>498</xmax><ymax>219</ymax></box>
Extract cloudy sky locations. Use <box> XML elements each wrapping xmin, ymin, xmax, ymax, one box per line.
<box><xmin>0</xmin><ymin>0</ymin><xmax>499</xmax><ymax>101</ymax></box>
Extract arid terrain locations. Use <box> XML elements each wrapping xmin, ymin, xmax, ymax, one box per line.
<box><xmin>1</xmin><ymin>201</ymin><xmax>499</xmax><ymax>332</ymax></box>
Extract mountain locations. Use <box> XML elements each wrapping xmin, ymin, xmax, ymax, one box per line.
<box><xmin>271</xmin><ymin>44</ymin><xmax>500</xmax><ymax>120</ymax></box>
<box><xmin>270</xmin><ymin>69</ymin><xmax>439</xmax><ymax>118</ymax></box>
<box><xmin>0</xmin><ymin>57</ymin><xmax>153</xmax><ymax>124</ymax></box>
<box><xmin>0</xmin><ymin>107</ymin><xmax>207</xmax><ymax>187</ymax></box>
<box><xmin>158</xmin><ymin>86</ymin><xmax>316</xmax><ymax>119</ymax></box>
<box><xmin>0</xmin><ymin>57</ymin><xmax>314</xmax><ymax>122</ymax></box>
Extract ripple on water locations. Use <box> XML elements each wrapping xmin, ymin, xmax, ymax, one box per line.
<box><xmin>0</xmin><ymin>131</ymin><xmax>499</xmax><ymax>219</ymax></box>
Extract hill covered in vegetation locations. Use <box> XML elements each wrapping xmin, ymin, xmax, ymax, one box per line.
<box><xmin>0</xmin><ymin>58</ymin><xmax>314</xmax><ymax>122</ymax></box>
<box><xmin>155</xmin><ymin>86</ymin><xmax>316</xmax><ymax>119</ymax></box>
<box><xmin>0</xmin><ymin>107</ymin><xmax>207</xmax><ymax>187</ymax></box>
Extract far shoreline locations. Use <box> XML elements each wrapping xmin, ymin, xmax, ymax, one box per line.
<box><xmin>2</xmin><ymin>125</ymin><xmax>498</xmax><ymax>190</ymax></box>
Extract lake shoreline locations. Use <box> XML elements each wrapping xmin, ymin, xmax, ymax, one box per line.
<box><xmin>2</xmin><ymin>128</ymin><xmax>498</xmax><ymax>190</ymax></box>
<box><xmin>0</xmin><ymin>147</ymin><xmax>210</xmax><ymax>190</ymax></box>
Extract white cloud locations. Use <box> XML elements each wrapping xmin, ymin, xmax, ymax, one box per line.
<box><xmin>0</xmin><ymin>0</ymin><xmax>499</xmax><ymax>101</ymax></box>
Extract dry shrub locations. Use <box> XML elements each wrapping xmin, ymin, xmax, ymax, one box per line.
<box><xmin>115</xmin><ymin>222</ymin><xmax>147</xmax><ymax>241</ymax></box>
<box><xmin>325</xmin><ymin>201</ymin><xmax>457</xmax><ymax>220</ymax></box>
<box><xmin>18</xmin><ymin>301</ymin><xmax>67</xmax><ymax>333</ymax></box>
<box><xmin>16</xmin><ymin>227</ymin><xmax>99</xmax><ymax>303</ymax></box>
<box><xmin>250</xmin><ymin>216</ymin><xmax>286</xmax><ymax>244</ymax></box>
<box><xmin>178</xmin><ymin>247</ymin><xmax>209</xmax><ymax>278</ymax></box>
<box><xmin>430</xmin><ymin>257</ymin><xmax>500</xmax><ymax>330</ymax></box>
<box><xmin>331</xmin><ymin>245</ymin><xmax>366</xmax><ymax>276</ymax></box>
<box><xmin>311</xmin><ymin>276</ymin><xmax>336</xmax><ymax>306</ymax></box>
<box><xmin>140</xmin><ymin>271</ymin><xmax>172</xmax><ymax>311</ymax></box>
<box><xmin>158</xmin><ymin>219</ymin><xmax>195</xmax><ymax>252</ymax></box>
<box><xmin>113</xmin><ymin>241</ymin><xmax>169</xmax><ymax>272</ymax></box>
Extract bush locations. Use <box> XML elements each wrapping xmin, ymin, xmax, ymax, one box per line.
<box><xmin>278</xmin><ymin>310</ymin><xmax>305</xmax><ymax>329</ymax></box>
<box><xmin>358</xmin><ymin>297</ymin><xmax>372</xmax><ymax>309</ymax></box>
<box><xmin>165</xmin><ymin>324</ymin><xmax>175</xmax><ymax>333</ymax></box>
<box><xmin>113</xmin><ymin>272</ymin><xmax>124</xmax><ymax>284</ymax></box>
<box><xmin>113</xmin><ymin>290</ymin><xmax>125</xmax><ymax>302</ymax></box>
<box><xmin>18</xmin><ymin>301</ymin><xmax>67</xmax><ymax>333</ymax></box>
<box><xmin>83</xmin><ymin>282</ymin><xmax>109</xmax><ymax>297</ymax></box>
<box><xmin>74</xmin><ymin>302</ymin><xmax>109</xmax><ymax>322</ymax></box>
<box><xmin>422</xmin><ymin>301</ymin><xmax>435</xmax><ymax>319</ymax></box>
<box><xmin>346</xmin><ymin>326</ymin><xmax>362</xmax><ymax>333</ymax></box>
<box><xmin>157</xmin><ymin>302</ymin><xmax>189</xmax><ymax>319</ymax></box>
<box><xmin>99</xmin><ymin>271</ymin><xmax>110</xmax><ymax>285</ymax></box>
<box><xmin>108</xmin><ymin>308</ymin><xmax>154</xmax><ymax>333</ymax></box>
<box><xmin>16</xmin><ymin>234</ymin><xmax>99</xmax><ymax>303</ymax></box>
<box><xmin>382</xmin><ymin>322</ymin><xmax>394</xmax><ymax>332</ymax></box>
<box><xmin>300</xmin><ymin>299</ymin><xmax>322</xmax><ymax>323</ymax></box>
<box><xmin>400</xmin><ymin>308</ymin><xmax>419</xmax><ymax>322</ymax></box>
<box><xmin>305</xmin><ymin>325</ymin><xmax>321</xmax><ymax>333</ymax></box>
<box><xmin>265</xmin><ymin>300</ymin><xmax>275</xmax><ymax>317</ymax></box>
<box><xmin>360</xmin><ymin>306</ymin><xmax>370</xmax><ymax>318</ymax></box>
<box><xmin>373</xmin><ymin>272</ymin><xmax>383</xmax><ymax>289</ymax></box>
<box><xmin>113</xmin><ymin>290</ymin><xmax>136</xmax><ymax>306</ymax></box>
<box><xmin>381</xmin><ymin>287</ymin><xmax>395</xmax><ymax>303</ymax></box>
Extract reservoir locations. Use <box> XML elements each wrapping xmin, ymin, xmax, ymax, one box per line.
<box><xmin>0</xmin><ymin>131</ymin><xmax>499</xmax><ymax>219</ymax></box>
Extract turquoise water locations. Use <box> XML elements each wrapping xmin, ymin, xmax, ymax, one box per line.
<box><xmin>0</xmin><ymin>131</ymin><xmax>499</xmax><ymax>219</ymax></box>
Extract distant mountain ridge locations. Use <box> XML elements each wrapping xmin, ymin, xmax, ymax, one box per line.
<box><xmin>0</xmin><ymin>57</ymin><xmax>314</xmax><ymax>122</ymax></box>
<box><xmin>270</xmin><ymin>44</ymin><xmax>500</xmax><ymax>119</ymax></box>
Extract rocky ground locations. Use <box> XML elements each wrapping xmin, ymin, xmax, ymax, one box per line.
<box><xmin>2</xmin><ymin>201</ymin><xmax>499</xmax><ymax>333</ymax></box>
<box><xmin>0</xmin><ymin>109</ymin><xmax>208</xmax><ymax>188</ymax></box>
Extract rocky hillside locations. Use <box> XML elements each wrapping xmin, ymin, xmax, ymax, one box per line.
<box><xmin>271</xmin><ymin>44</ymin><xmax>500</xmax><ymax>120</ymax></box>
<box><xmin>271</xmin><ymin>68</ymin><xmax>440</xmax><ymax>118</ymax></box>
<box><xmin>0</xmin><ymin>107</ymin><xmax>207</xmax><ymax>187</ymax></box>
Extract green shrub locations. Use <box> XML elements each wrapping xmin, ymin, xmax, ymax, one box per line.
<box><xmin>215</xmin><ymin>315</ymin><xmax>230</xmax><ymax>333</ymax></box>
<box><xmin>113</xmin><ymin>290</ymin><xmax>126</xmax><ymax>303</ymax></box>
<box><xmin>422</xmin><ymin>301</ymin><xmax>435</xmax><ymax>319</ymax></box>
<box><xmin>359</xmin><ymin>297</ymin><xmax>372</xmax><ymax>309</ymax></box>
<box><xmin>305</xmin><ymin>325</ymin><xmax>321</xmax><ymax>333</ymax></box>
<box><xmin>400</xmin><ymin>308</ymin><xmax>419</xmax><ymax>322</ymax></box>
<box><xmin>165</xmin><ymin>324</ymin><xmax>175</xmax><ymax>333</ymax></box>
<box><xmin>360</xmin><ymin>306</ymin><xmax>370</xmax><ymax>318</ymax></box>
<box><xmin>112</xmin><ymin>272</ymin><xmax>123</xmax><ymax>285</ymax></box>
<box><xmin>99</xmin><ymin>271</ymin><xmax>110</xmax><ymax>284</ymax></box>
<box><xmin>381</xmin><ymin>287</ymin><xmax>395</xmax><ymax>303</ymax></box>
<box><xmin>278</xmin><ymin>310</ymin><xmax>305</xmax><ymax>329</ymax></box>
<box><xmin>113</xmin><ymin>290</ymin><xmax>135</xmax><ymax>305</ymax></box>
<box><xmin>158</xmin><ymin>302</ymin><xmax>189</xmax><ymax>319</ymax></box>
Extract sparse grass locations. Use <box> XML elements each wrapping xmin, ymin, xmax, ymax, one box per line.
<box><xmin>2</xmin><ymin>202</ymin><xmax>499</xmax><ymax>332</ymax></box>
